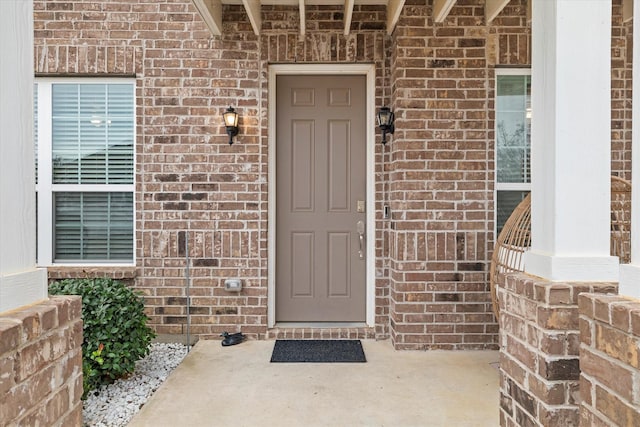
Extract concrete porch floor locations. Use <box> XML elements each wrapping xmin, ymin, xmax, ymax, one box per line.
<box><xmin>128</xmin><ymin>339</ymin><xmax>499</xmax><ymax>427</ymax></box>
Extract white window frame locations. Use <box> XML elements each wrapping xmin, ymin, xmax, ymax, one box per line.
<box><xmin>35</xmin><ymin>77</ymin><xmax>136</xmax><ymax>267</ymax></box>
<box><xmin>495</xmin><ymin>68</ymin><xmax>532</xmax><ymax>234</ymax></box>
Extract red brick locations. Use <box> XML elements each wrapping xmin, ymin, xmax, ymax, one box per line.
<box><xmin>0</xmin><ymin>356</ymin><xmax>15</xmax><ymax>395</ymax></box>
<box><xmin>537</xmin><ymin>306</ymin><xmax>579</xmax><ymax>330</ymax></box>
<box><xmin>16</xmin><ymin>338</ymin><xmax>52</xmax><ymax>382</ymax></box>
<box><xmin>610</xmin><ymin>301</ymin><xmax>634</xmax><ymax>331</ymax></box>
<box><xmin>595</xmin><ymin>384</ymin><xmax>640</xmax><ymax>427</ymax></box>
<box><xmin>595</xmin><ymin>323</ymin><xmax>639</xmax><ymax>368</ymax></box>
<box><xmin>580</xmin><ymin>346</ymin><xmax>634</xmax><ymax>402</ymax></box>
<box><xmin>580</xmin><ymin>375</ymin><xmax>594</xmax><ymax>406</ymax></box>
<box><xmin>0</xmin><ymin>320</ymin><xmax>22</xmax><ymax>354</ymax></box>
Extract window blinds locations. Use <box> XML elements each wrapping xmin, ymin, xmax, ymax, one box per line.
<box><xmin>51</xmin><ymin>84</ymin><xmax>133</xmax><ymax>184</ymax></box>
<box><xmin>48</xmin><ymin>82</ymin><xmax>134</xmax><ymax>262</ymax></box>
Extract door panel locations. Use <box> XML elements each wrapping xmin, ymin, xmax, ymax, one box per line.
<box><xmin>291</xmin><ymin>121</ymin><xmax>314</xmax><ymax>211</ymax></box>
<box><xmin>328</xmin><ymin>120</ymin><xmax>351</xmax><ymax>211</ymax></box>
<box><xmin>276</xmin><ymin>75</ymin><xmax>366</xmax><ymax>322</ymax></box>
<box><xmin>291</xmin><ymin>233</ymin><xmax>314</xmax><ymax>297</ymax></box>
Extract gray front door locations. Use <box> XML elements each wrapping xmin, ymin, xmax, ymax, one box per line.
<box><xmin>276</xmin><ymin>75</ymin><xmax>366</xmax><ymax>322</ymax></box>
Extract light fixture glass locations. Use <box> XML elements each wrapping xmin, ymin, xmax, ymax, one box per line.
<box><xmin>377</xmin><ymin>106</ymin><xmax>395</xmax><ymax>145</ymax></box>
<box><xmin>223</xmin><ymin>106</ymin><xmax>239</xmax><ymax>145</ymax></box>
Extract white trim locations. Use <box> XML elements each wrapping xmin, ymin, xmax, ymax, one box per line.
<box><xmin>36</xmin><ymin>77</ymin><xmax>136</xmax><ymax>84</ymax></box>
<box><xmin>525</xmin><ymin>253</ymin><xmax>619</xmax><ymax>282</ymax></box>
<box><xmin>267</xmin><ymin>63</ymin><xmax>376</xmax><ymax>328</ymax></box>
<box><xmin>224</xmin><ymin>0</ymin><xmax>386</xmax><ymax>4</ymax></box>
<box><xmin>49</xmin><ymin>184</ymin><xmax>136</xmax><ymax>192</ymax></box>
<box><xmin>35</xmin><ymin>78</ymin><xmax>137</xmax><ymax>267</ymax></box>
<box><xmin>495</xmin><ymin>183</ymin><xmax>530</xmax><ymax>191</ymax></box>
<box><xmin>0</xmin><ymin>269</ymin><xmax>48</xmax><ymax>313</ymax></box>
<box><xmin>494</xmin><ymin>68</ymin><xmax>532</xmax><ymax>76</ymax></box>
<box><xmin>36</xmin><ymin>81</ymin><xmax>53</xmax><ymax>266</ymax></box>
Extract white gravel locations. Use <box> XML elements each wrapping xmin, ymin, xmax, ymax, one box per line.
<box><xmin>82</xmin><ymin>342</ymin><xmax>189</xmax><ymax>427</ymax></box>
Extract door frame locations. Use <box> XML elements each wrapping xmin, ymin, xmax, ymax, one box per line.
<box><xmin>267</xmin><ymin>63</ymin><xmax>376</xmax><ymax>328</ymax></box>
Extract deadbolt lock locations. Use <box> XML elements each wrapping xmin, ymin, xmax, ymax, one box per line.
<box><xmin>357</xmin><ymin>200</ymin><xmax>365</xmax><ymax>213</ymax></box>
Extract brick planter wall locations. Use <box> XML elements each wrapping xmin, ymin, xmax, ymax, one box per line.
<box><xmin>579</xmin><ymin>293</ymin><xmax>640</xmax><ymax>426</ymax></box>
<box><xmin>498</xmin><ymin>273</ymin><xmax>615</xmax><ymax>426</ymax></box>
<box><xmin>0</xmin><ymin>296</ymin><xmax>83</xmax><ymax>426</ymax></box>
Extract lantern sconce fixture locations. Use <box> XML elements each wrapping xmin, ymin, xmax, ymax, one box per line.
<box><xmin>223</xmin><ymin>106</ymin><xmax>239</xmax><ymax>145</ymax></box>
<box><xmin>377</xmin><ymin>106</ymin><xmax>395</xmax><ymax>145</ymax></box>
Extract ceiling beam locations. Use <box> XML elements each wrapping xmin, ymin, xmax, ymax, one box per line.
<box><xmin>344</xmin><ymin>0</ymin><xmax>355</xmax><ymax>35</ymax></box>
<box><xmin>242</xmin><ymin>0</ymin><xmax>261</xmax><ymax>35</ymax></box>
<box><xmin>299</xmin><ymin>0</ymin><xmax>306</xmax><ymax>35</ymax></box>
<box><xmin>192</xmin><ymin>0</ymin><xmax>223</xmax><ymax>36</ymax></box>
<box><xmin>433</xmin><ymin>0</ymin><xmax>456</xmax><ymax>23</ymax></box>
<box><xmin>386</xmin><ymin>0</ymin><xmax>405</xmax><ymax>35</ymax></box>
<box><xmin>485</xmin><ymin>0</ymin><xmax>510</xmax><ymax>24</ymax></box>
<box><xmin>623</xmin><ymin>0</ymin><xmax>633</xmax><ymax>22</ymax></box>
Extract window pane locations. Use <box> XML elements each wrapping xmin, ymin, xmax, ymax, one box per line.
<box><xmin>497</xmin><ymin>191</ymin><xmax>529</xmax><ymax>235</ymax></box>
<box><xmin>496</xmin><ymin>75</ymin><xmax>531</xmax><ymax>184</ymax></box>
<box><xmin>497</xmin><ymin>76</ymin><xmax>526</xmax><ymax>111</ymax></box>
<box><xmin>51</xmin><ymin>84</ymin><xmax>134</xmax><ymax>184</ymax></box>
<box><xmin>497</xmin><ymin>147</ymin><xmax>530</xmax><ymax>183</ymax></box>
<box><xmin>54</xmin><ymin>192</ymin><xmax>133</xmax><ymax>262</ymax></box>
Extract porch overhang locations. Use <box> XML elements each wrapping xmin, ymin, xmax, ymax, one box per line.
<box><xmin>192</xmin><ymin>0</ymin><xmax>522</xmax><ymax>37</ymax></box>
<box><xmin>191</xmin><ymin>0</ymin><xmax>405</xmax><ymax>36</ymax></box>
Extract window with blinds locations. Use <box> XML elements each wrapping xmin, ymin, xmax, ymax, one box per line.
<box><xmin>36</xmin><ymin>80</ymin><xmax>135</xmax><ymax>264</ymax></box>
<box><xmin>495</xmin><ymin>70</ymin><xmax>531</xmax><ymax>235</ymax></box>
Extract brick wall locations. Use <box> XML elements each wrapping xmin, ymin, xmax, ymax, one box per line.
<box><xmin>579</xmin><ymin>293</ymin><xmax>640</xmax><ymax>426</ymax></box>
<box><xmin>0</xmin><ymin>296</ymin><xmax>83</xmax><ymax>426</ymax></box>
<box><xmin>611</xmin><ymin>0</ymin><xmax>633</xmax><ymax>179</ymax></box>
<box><xmin>33</xmin><ymin>0</ymin><xmax>390</xmax><ymax>339</ymax></box>
<box><xmin>386</xmin><ymin>0</ymin><xmax>531</xmax><ymax>350</ymax></box>
<box><xmin>33</xmin><ymin>0</ymin><xmax>633</xmax><ymax>347</ymax></box>
<box><xmin>498</xmin><ymin>273</ymin><xmax>615</xmax><ymax>426</ymax></box>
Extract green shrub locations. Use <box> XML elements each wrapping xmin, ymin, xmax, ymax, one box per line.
<box><xmin>49</xmin><ymin>278</ymin><xmax>156</xmax><ymax>398</ymax></box>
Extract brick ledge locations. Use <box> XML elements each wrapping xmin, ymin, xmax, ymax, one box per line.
<box><xmin>47</xmin><ymin>266</ymin><xmax>137</xmax><ymax>280</ymax></box>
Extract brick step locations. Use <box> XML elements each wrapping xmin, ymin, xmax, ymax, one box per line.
<box><xmin>266</xmin><ymin>326</ymin><xmax>376</xmax><ymax>340</ymax></box>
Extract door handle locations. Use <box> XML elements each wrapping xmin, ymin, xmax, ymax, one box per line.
<box><xmin>357</xmin><ymin>220</ymin><xmax>365</xmax><ymax>259</ymax></box>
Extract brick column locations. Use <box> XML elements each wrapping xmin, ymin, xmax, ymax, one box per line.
<box><xmin>498</xmin><ymin>273</ymin><xmax>615</xmax><ymax>426</ymax></box>
<box><xmin>387</xmin><ymin>2</ymin><xmax>497</xmax><ymax>350</ymax></box>
<box><xmin>579</xmin><ymin>293</ymin><xmax>640</xmax><ymax>425</ymax></box>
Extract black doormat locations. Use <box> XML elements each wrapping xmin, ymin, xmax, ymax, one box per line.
<box><xmin>270</xmin><ymin>340</ymin><xmax>366</xmax><ymax>363</ymax></box>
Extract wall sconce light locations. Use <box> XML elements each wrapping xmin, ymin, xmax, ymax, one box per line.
<box><xmin>377</xmin><ymin>106</ymin><xmax>395</xmax><ymax>145</ymax></box>
<box><xmin>223</xmin><ymin>106</ymin><xmax>239</xmax><ymax>145</ymax></box>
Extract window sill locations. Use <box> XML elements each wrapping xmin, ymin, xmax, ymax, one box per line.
<box><xmin>46</xmin><ymin>266</ymin><xmax>137</xmax><ymax>280</ymax></box>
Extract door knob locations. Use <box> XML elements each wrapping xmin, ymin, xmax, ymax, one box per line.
<box><xmin>357</xmin><ymin>220</ymin><xmax>365</xmax><ymax>259</ymax></box>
